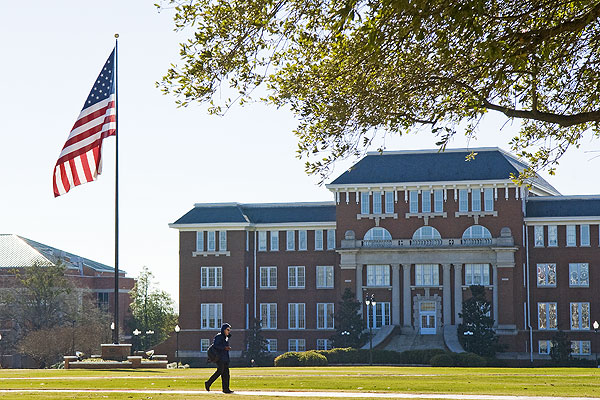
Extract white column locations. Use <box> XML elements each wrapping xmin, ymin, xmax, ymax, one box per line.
<box><xmin>392</xmin><ymin>264</ymin><xmax>400</xmax><ymax>325</ymax></box>
<box><xmin>402</xmin><ymin>264</ymin><xmax>411</xmax><ymax>327</ymax></box>
<box><xmin>356</xmin><ymin>265</ymin><xmax>363</xmax><ymax>315</ymax></box>
<box><xmin>442</xmin><ymin>264</ymin><xmax>452</xmax><ymax>326</ymax></box>
<box><xmin>454</xmin><ymin>264</ymin><xmax>463</xmax><ymax>324</ymax></box>
<box><xmin>492</xmin><ymin>264</ymin><xmax>499</xmax><ymax>328</ymax></box>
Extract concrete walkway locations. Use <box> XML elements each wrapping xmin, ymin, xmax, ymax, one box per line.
<box><xmin>0</xmin><ymin>389</ymin><xmax>598</xmax><ymax>399</ymax></box>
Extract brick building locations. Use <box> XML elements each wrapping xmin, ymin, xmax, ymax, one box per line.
<box><xmin>0</xmin><ymin>234</ymin><xmax>134</xmax><ymax>366</ymax></box>
<box><xmin>170</xmin><ymin>148</ymin><xmax>599</xmax><ymax>360</ymax></box>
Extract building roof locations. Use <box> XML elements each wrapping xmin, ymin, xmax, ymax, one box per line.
<box><xmin>328</xmin><ymin>148</ymin><xmax>559</xmax><ymax>195</ymax></box>
<box><xmin>172</xmin><ymin>202</ymin><xmax>336</xmax><ymax>225</ymax></box>
<box><xmin>0</xmin><ymin>234</ymin><xmax>120</xmax><ymax>273</ymax></box>
<box><xmin>526</xmin><ymin>196</ymin><xmax>600</xmax><ymax>218</ymax></box>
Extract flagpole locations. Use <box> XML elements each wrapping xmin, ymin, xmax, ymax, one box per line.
<box><xmin>113</xmin><ymin>33</ymin><xmax>120</xmax><ymax>344</ymax></box>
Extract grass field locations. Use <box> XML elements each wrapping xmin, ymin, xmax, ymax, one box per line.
<box><xmin>0</xmin><ymin>366</ymin><xmax>598</xmax><ymax>399</ymax></box>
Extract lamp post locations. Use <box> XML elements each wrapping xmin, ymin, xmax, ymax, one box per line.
<box><xmin>365</xmin><ymin>294</ymin><xmax>376</xmax><ymax>366</ymax></box>
<box><xmin>133</xmin><ymin>329</ymin><xmax>141</xmax><ymax>353</ymax></box>
<box><xmin>341</xmin><ymin>331</ymin><xmax>350</xmax><ymax>348</ymax></box>
<box><xmin>71</xmin><ymin>320</ymin><xmax>76</xmax><ymax>356</ymax></box>
<box><xmin>593</xmin><ymin>320</ymin><xmax>599</xmax><ymax>367</ymax></box>
<box><xmin>174</xmin><ymin>325</ymin><xmax>181</xmax><ymax>368</ymax></box>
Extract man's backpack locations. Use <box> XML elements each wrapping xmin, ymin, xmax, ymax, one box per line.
<box><xmin>206</xmin><ymin>344</ymin><xmax>219</xmax><ymax>363</ymax></box>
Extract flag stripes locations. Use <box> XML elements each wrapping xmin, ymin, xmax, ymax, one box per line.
<box><xmin>53</xmin><ymin>48</ymin><xmax>116</xmax><ymax>197</ymax></box>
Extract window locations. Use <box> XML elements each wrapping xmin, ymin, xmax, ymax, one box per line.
<box><xmin>409</xmin><ymin>190</ymin><xmax>418</xmax><ymax>213</ymax></box>
<box><xmin>364</xmin><ymin>227</ymin><xmax>392</xmax><ymax>241</ymax></box>
<box><xmin>538</xmin><ymin>340</ymin><xmax>552</xmax><ymax>355</ymax></box>
<box><xmin>317</xmin><ymin>303</ymin><xmax>334</xmax><ymax>329</ymax></box>
<box><xmin>327</xmin><ymin>229</ymin><xmax>336</xmax><ymax>250</ymax></box>
<box><xmin>286</xmin><ymin>230</ymin><xmax>295</xmax><ymax>250</ymax></box>
<box><xmin>266</xmin><ymin>339</ymin><xmax>278</xmax><ymax>352</ymax></box>
<box><xmin>288</xmin><ymin>266</ymin><xmax>305</xmax><ymax>289</ymax></box>
<box><xmin>571</xmin><ymin>341</ymin><xmax>591</xmax><ymax>355</ymax></box>
<box><xmin>201</xmin><ymin>266</ymin><xmax>222</xmax><ymax>289</ymax></box>
<box><xmin>581</xmin><ymin>224</ymin><xmax>590</xmax><ymax>246</ymax></box>
<box><xmin>422</xmin><ymin>190</ymin><xmax>431</xmax><ymax>213</ymax></box>
<box><xmin>245</xmin><ymin>267</ymin><xmax>249</xmax><ymax>289</ymax></box>
<box><xmin>385</xmin><ymin>191</ymin><xmax>394</xmax><ymax>213</ymax></box>
<box><xmin>207</xmin><ymin>231</ymin><xmax>216</xmax><ymax>251</ymax></box>
<box><xmin>246</xmin><ymin>231</ymin><xmax>249</xmax><ymax>251</ymax></box>
<box><xmin>196</xmin><ymin>231</ymin><xmax>204</xmax><ymax>252</ymax></box>
<box><xmin>570</xmin><ymin>302</ymin><xmax>590</xmax><ymax>330</ymax></box>
<box><xmin>201</xmin><ymin>303</ymin><xmax>222</xmax><ymax>329</ymax></box>
<box><xmin>538</xmin><ymin>302</ymin><xmax>557</xmax><ymax>330</ymax></box>
<box><xmin>366</xmin><ymin>265</ymin><xmax>390</xmax><ymax>286</ymax></box>
<box><xmin>548</xmin><ymin>226</ymin><xmax>558</xmax><ymax>247</ymax></box>
<box><xmin>361</xmin><ymin>192</ymin><xmax>370</xmax><ymax>214</ymax></box>
<box><xmin>465</xmin><ymin>264</ymin><xmax>490</xmax><ymax>285</ymax></box>
<box><xmin>534</xmin><ymin>226</ymin><xmax>544</xmax><ymax>247</ymax></box>
<box><xmin>566</xmin><ymin>225</ymin><xmax>576</xmax><ymax>246</ymax></box>
<box><xmin>201</xmin><ymin>338</ymin><xmax>211</xmax><ymax>352</ymax></box>
<box><xmin>462</xmin><ymin>225</ymin><xmax>492</xmax><ymax>239</ymax></box>
<box><xmin>316</xmin><ymin>265</ymin><xmax>334</xmax><ymax>288</ymax></box>
<box><xmin>569</xmin><ymin>263</ymin><xmax>589</xmax><ymax>287</ymax></box>
<box><xmin>97</xmin><ymin>292</ymin><xmax>109</xmax><ymax>311</ymax></box>
<box><xmin>258</xmin><ymin>231</ymin><xmax>267</xmax><ymax>251</ymax></box>
<box><xmin>298</xmin><ymin>230</ymin><xmax>307</xmax><ymax>251</ymax></box>
<box><xmin>459</xmin><ymin>189</ymin><xmax>468</xmax><ymax>212</ymax></box>
<box><xmin>471</xmin><ymin>188</ymin><xmax>481</xmax><ymax>212</ymax></box>
<box><xmin>366</xmin><ymin>302</ymin><xmax>391</xmax><ymax>328</ymax></box>
<box><xmin>412</xmin><ymin>226</ymin><xmax>441</xmax><ymax>240</ymax></box>
<box><xmin>373</xmin><ymin>191</ymin><xmax>382</xmax><ymax>214</ymax></box>
<box><xmin>260</xmin><ymin>266</ymin><xmax>277</xmax><ymax>289</ymax></box>
<box><xmin>315</xmin><ymin>229</ymin><xmax>324</xmax><ymax>250</ymax></box>
<box><xmin>434</xmin><ymin>189</ymin><xmax>443</xmax><ymax>212</ymax></box>
<box><xmin>288</xmin><ymin>339</ymin><xmax>305</xmax><ymax>352</ymax></box>
<box><xmin>484</xmin><ymin>188</ymin><xmax>494</xmax><ymax>211</ymax></box>
<box><xmin>316</xmin><ymin>339</ymin><xmax>333</xmax><ymax>350</ymax></box>
<box><xmin>260</xmin><ymin>303</ymin><xmax>277</xmax><ymax>329</ymax></box>
<box><xmin>288</xmin><ymin>303</ymin><xmax>305</xmax><ymax>329</ymax></box>
<box><xmin>415</xmin><ymin>264</ymin><xmax>439</xmax><ymax>286</ymax></box>
<box><xmin>270</xmin><ymin>231</ymin><xmax>279</xmax><ymax>251</ymax></box>
<box><xmin>219</xmin><ymin>231</ymin><xmax>227</xmax><ymax>251</ymax></box>
<box><xmin>536</xmin><ymin>264</ymin><xmax>556</xmax><ymax>287</ymax></box>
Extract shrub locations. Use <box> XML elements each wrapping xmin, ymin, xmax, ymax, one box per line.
<box><xmin>274</xmin><ymin>352</ymin><xmax>302</xmax><ymax>367</ymax></box>
<box><xmin>399</xmin><ymin>349</ymin><xmax>446</xmax><ymax>365</ymax></box>
<box><xmin>430</xmin><ymin>353</ymin><xmax>455</xmax><ymax>367</ymax></box>
<box><xmin>452</xmin><ymin>352</ymin><xmax>487</xmax><ymax>367</ymax></box>
<box><xmin>299</xmin><ymin>351</ymin><xmax>328</xmax><ymax>366</ymax></box>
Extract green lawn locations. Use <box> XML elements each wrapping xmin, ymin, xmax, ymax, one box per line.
<box><xmin>0</xmin><ymin>366</ymin><xmax>597</xmax><ymax>399</ymax></box>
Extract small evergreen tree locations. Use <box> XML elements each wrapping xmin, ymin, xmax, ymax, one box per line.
<box><xmin>458</xmin><ymin>285</ymin><xmax>501</xmax><ymax>357</ymax></box>
<box><xmin>550</xmin><ymin>331</ymin><xmax>572</xmax><ymax>363</ymax></box>
<box><xmin>330</xmin><ymin>288</ymin><xmax>366</xmax><ymax>348</ymax></box>
<box><xmin>243</xmin><ymin>318</ymin><xmax>269</xmax><ymax>365</ymax></box>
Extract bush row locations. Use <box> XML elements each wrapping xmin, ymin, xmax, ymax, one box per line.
<box><xmin>274</xmin><ymin>347</ymin><xmax>452</xmax><ymax>366</ymax></box>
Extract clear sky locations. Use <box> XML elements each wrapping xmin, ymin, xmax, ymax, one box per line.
<box><xmin>2</xmin><ymin>1</ymin><xmax>600</xmax><ymax>309</ymax></box>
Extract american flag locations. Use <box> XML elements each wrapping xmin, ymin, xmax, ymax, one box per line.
<box><xmin>53</xmin><ymin>48</ymin><xmax>116</xmax><ymax>197</ymax></box>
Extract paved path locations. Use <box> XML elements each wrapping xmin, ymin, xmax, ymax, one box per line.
<box><xmin>0</xmin><ymin>389</ymin><xmax>598</xmax><ymax>399</ymax></box>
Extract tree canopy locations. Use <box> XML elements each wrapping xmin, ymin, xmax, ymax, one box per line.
<box><xmin>127</xmin><ymin>267</ymin><xmax>178</xmax><ymax>350</ymax></box>
<box><xmin>158</xmin><ymin>0</ymin><xmax>600</xmax><ymax>181</ymax></box>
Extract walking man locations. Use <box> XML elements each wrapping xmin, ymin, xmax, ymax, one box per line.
<box><xmin>205</xmin><ymin>323</ymin><xmax>233</xmax><ymax>393</ymax></box>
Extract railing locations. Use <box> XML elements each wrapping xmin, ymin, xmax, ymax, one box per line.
<box><xmin>359</xmin><ymin>237</ymin><xmax>496</xmax><ymax>248</ymax></box>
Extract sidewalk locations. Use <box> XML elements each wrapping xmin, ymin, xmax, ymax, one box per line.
<box><xmin>0</xmin><ymin>389</ymin><xmax>599</xmax><ymax>400</ymax></box>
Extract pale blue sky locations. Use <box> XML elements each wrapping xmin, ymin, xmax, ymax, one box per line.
<box><xmin>2</xmin><ymin>1</ymin><xmax>600</xmax><ymax>307</ymax></box>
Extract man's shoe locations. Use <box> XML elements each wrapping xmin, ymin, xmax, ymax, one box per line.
<box><xmin>204</xmin><ymin>381</ymin><xmax>210</xmax><ymax>392</ymax></box>
<box><xmin>223</xmin><ymin>390</ymin><xmax>234</xmax><ymax>394</ymax></box>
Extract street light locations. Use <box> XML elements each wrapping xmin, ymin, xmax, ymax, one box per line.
<box><xmin>365</xmin><ymin>294</ymin><xmax>376</xmax><ymax>366</ymax></box>
<box><xmin>593</xmin><ymin>320</ymin><xmax>599</xmax><ymax>367</ymax></box>
<box><xmin>463</xmin><ymin>329</ymin><xmax>474</xmax><ymax>352</ymax></box>
<box><xmin>341</xmin><ymin>331</ymin><xmax>350</xmax><ymax>348</ymax></box>
<box><xmin>110</xmin><ymin>322</ymin><xmax>116</xmax><ymax>344</ymax></box>
<box><xmin>174</xmin><ymin>325</ymin><xmax>181</xmax><ymax>368</ymax></box>
<box><xmin>133</xmin><ymin>329</ymin><xmax>141</xmax><ymax>353</ymax></box>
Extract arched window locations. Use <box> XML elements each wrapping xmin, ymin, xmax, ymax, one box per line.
<box><xmin>462</xmin><ymin>225</ymin><xmax>492</xmax><ymax>239</ymax></box>
<box><xmin>364</xmin><ymin>227</ymin><xmax>392</xmax><ymax>241</ymax></box>
<box><xmin>412</xmin><ymin>226</ymin><xmax>441</xmax><ymax>240</ymax></box>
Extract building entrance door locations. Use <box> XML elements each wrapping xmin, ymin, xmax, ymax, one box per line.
<box><xmin>419</xmin><ymin>301</ymin><xmax>436</xmax><ymax>334</ymax></box>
